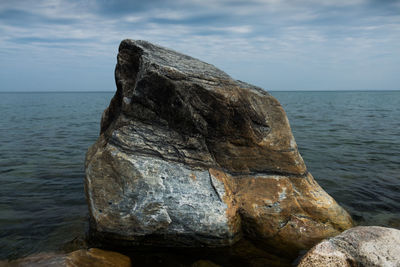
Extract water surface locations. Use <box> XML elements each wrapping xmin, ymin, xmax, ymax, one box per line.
<box><xmin>0</xmin><ymin>91</ymin><xmax>399</xmax><ymax>261</ymax></box>
<box><xmin>272</xmin><ymin>91</ymin><xmax>400</xmax><ymax>228</ymax></box>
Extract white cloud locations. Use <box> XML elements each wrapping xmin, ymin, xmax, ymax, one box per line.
<box><xmin>0</xmin><ymin>0</ymin><xmax>399</xmax><ymax>90</ymax></box>
<box><xmin>124</xmin><ymin>15</ymin><xmax>145</xmax><ymax>23</ymax></box>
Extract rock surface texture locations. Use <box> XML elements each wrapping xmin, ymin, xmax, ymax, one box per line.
<box><xmin>298</xmin><ymin>226</ymin><xmax>400</xmax><ymax>267</ymax></box>
<box><xmin>85</xmin><ymin>40</ymin><xmax>353</xmax><ymax>254</ymax></box>
<box><xmin>1</xmin><ymin>248</ymin><xmax>131</xmax><ymax>267</ymax></box>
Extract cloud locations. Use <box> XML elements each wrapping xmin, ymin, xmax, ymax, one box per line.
<box><xmin>0</xmin><ymin>0</ymin><xmax>399</xmax><ymax>91</ymax></box>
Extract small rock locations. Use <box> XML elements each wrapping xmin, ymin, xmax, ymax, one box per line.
<box><xmin>298</xmin><ymin>226</ymin><xmax>400</xmax><ymax>267</ymax></box>
<box><xmin>2</xmin><ymin>248</ymin><xmax>131</xmax><ymax>267</ymax></box>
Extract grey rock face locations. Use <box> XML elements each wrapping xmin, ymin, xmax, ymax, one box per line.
<box><xmin>86</xmin><ymin>147</ymin><xmax>236</xmax><ymax>246</ymax></box>
<box><xmin>85</xmin><ymin>40</ymin><xmax>353</xmax><ymax>251</ymax></box>
<box><xmin>298</xmin><ymin>226</ymin><xmax>400</xmax><ymax>267</ymax></box>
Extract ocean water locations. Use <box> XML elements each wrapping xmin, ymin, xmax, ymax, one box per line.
<box><xmin>0</xmin><ymin>91</ymin><xmax>399</xmax><ymax>261</ymax></box>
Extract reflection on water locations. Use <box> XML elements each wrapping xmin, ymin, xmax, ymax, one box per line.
<box><xmin>0</xmin><ymin>91</ymin><xmax>399</xmax><ymax>263</ymax></box>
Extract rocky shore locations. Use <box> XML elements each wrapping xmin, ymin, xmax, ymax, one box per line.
<box><xmin>1</xmin><ymin>248</ymin><xmax>130</xmax><ymax>267</ymax></box>
<box><xmin>3</xmin><ymin>226</ymin><xmax>400</xmax><ymax>266</ymax></box>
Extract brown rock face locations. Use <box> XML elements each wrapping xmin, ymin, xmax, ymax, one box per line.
<box><xmin>2</xmin><ymin>248</ymin><xmax>131</xmax><ymax>267</ymax></box>
<box><xmin>85</xmin><ymin>40</ymin><xmax>353</xmax><ymax>254</ymax></box>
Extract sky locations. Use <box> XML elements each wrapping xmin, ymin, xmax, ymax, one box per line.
<box><xmin>0</xmin><ymin>0</ymin><xmax>399</xmax><ymax>91</ymax></box>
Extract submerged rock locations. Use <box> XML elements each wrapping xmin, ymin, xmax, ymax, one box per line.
<box><xmin>85</xmin><ymin>40</ymin><xmax>353</xmax><ymax>253</ymax></box>
<box><xmin>298</xmin><ymin>226</ymin><xmax>400</xmax><ymax>266</ymax></box>
<box><xmin>2</xmin><ymin>248</ymin><xmax>130</xmax><ymax>267</ymax></box>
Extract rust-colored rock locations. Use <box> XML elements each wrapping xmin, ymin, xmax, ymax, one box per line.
<box><xmin>209</xmin><ymin>169</ymin><xmax>353</xmax><ymax>254</ymax></box>
<box><xmin>2</xmin><ymin>248</ymin><xmax>131</xmax><ymax>267</ymax></box>
<box><xmin>85</xmin><ymin>40</ymin><xmax>353</xmax><ymax>254</ymax></box>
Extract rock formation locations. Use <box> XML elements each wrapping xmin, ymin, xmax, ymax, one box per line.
<box><xmin>85</xmin><ymin>40</ymin><xmax>353</xmax><ymax>254</ymax></box>
<box><xmin>298</xmin><ymin>226</ymin><xmax>400</xmax><ymax>266</ymax></box>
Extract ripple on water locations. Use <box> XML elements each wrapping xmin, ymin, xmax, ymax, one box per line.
<box><xmin>273</xmin><ymin>91</ymin><xmax>400</xmax><ymax>229</ymax></box>
<box><xmin>0</xmin><ymin>91</ymin><xmax>399</xmax><ymax>262</ymax></box>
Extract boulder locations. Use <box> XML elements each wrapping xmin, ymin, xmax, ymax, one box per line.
<box><xmin>85</xmin><ymin>40</ymin><xmax>353</xmax><ymax>253</ymax></box>
<box><xmin>298</xmin><ymin>226</ymin><xmax>400</xmax><ymax>266</ymax></box>
<box><xmin>2</xmin><ymin>248</ymin><xmax>130</xmax><ymax>267</ymax></box>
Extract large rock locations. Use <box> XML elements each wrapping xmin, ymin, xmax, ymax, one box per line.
<box><xmin>298</xmin><ymin>226</ymin><xmax>400</xmax><ymax>266</ymax></box>
<box><xmin>85</xmin><ymin>40</ymin><xmax>353</xmax><ymax>253</ymax></box>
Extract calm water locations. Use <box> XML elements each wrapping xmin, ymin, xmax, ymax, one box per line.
<box><xmin>0</xmin><ymin>91</ymin><xmax>399</xmax><ymax>261</ymax></box>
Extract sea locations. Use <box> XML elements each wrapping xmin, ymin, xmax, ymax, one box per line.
<box><xmin>0</xmin><ymin>91</ymin><xmax>399</xmax><ymax>262</ymax></box>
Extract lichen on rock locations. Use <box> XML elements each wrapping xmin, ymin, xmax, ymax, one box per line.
<box><xmin>85</xmin><ymin>40</ymin><xmax>353</xmax><ymax>254</ymax></box>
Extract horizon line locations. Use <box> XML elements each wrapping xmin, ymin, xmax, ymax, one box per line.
<box><xmin>0</xmin><ymin>89</ymin><xmax>399</xmax><ymax>93</ymax></box>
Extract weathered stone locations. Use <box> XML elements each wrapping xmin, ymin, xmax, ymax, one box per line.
<box><xmin>1</xmin><ymin>248</ymin><xmax>130</xmax><ymax>267</ymax></box>
<box><xmin>85</xmin><ymin>40</ymin><xmax>353</xmax><ymax>253</ymax></box>
<box><xmin>298</xmin><ymin>226</ymin><xmax>400</xmax><ymax>267</ymax></box>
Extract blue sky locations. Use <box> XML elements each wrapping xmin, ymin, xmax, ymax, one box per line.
<box><xmin>0</xmin><ymin>0</ymin><xmax>399</xmax><ymax>91</ymax></box>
